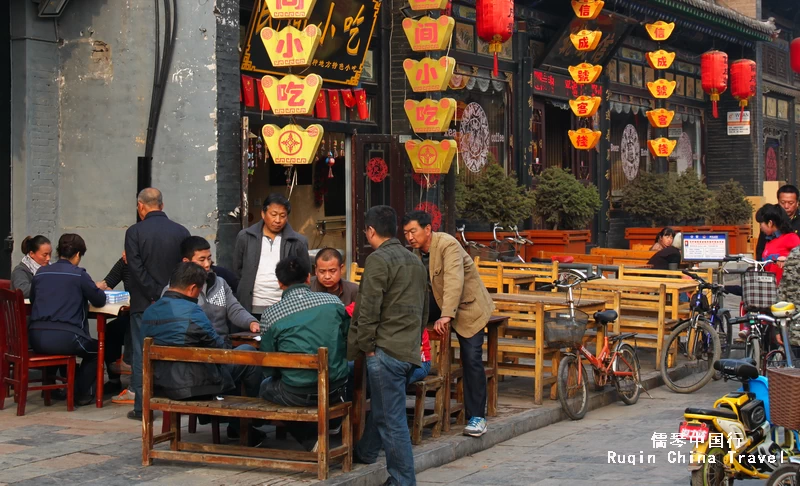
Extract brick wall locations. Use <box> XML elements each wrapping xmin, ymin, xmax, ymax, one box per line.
<box><xmin>721</xmin><ymin>0</ymin><xmax>757</xmax><ymax>19</ymax></box>
<box><xmin>705</xmin><ymin>95</ymin><xmax>759</xmax><ymax>194</ymax></box>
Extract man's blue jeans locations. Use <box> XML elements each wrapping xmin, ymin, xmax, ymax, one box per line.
<box><xmin>131</xmin><ymin>312</ymin><xmax>144</xmax><ymax>413</ymax></box>
<box><xmin>355</xmin><ymin>348</ymin><xmax>416</xmax><ymax>486</ymax></box>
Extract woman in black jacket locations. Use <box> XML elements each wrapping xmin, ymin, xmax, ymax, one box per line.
<box><xmin>9</xmin><ymin>235</ymin><xmax>51</xmax><ymax>298</ymax></box>
<box><xmin>28</xmin><ymin>234</ymin><xmax>108</xmax><ymax>405</ymax></box>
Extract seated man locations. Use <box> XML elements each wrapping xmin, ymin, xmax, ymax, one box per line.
<box><xmin>143</xmin><ymin>262</ymin><xmax>264</xmax><ymax>445</ymax></box>
<box><xmin>259</xmin><ymin>255</ymin><xmax>350</xmax><ymax>451</ymax></box>
<box><xmin>310</xmin><ymin>248</ymin><xmax>359</xmax><ymax>307</ymax></box>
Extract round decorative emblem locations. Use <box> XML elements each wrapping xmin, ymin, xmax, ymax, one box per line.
<box><xmin>675</xmin><ymin>132</ymin><xmax>693</xmax><ymax>174</ymax></box>
<box><xmin>460</xmin><ymin>102</ymin><xmax>490</xmax><ymax>173</ymax></box>
<box><xmin>415</xmin><ymin>202</ymin><xmax>442</xmax><ymax>231</ymax></box>
<box><xmin>766</xmin><ymin>147</ymin><xmax>778</xmax><ymax>181</ymax></box>
<box><xmin>278</xmin><ymin>130</ymin><xmax>302</xmax><ymax>156</ymax></box>
<box><xmin>621</xmin><ymin>124</ymin><xmax>640</xmax><ymax>181</ymax></box>
<box><xmin>367</xmin><ymin>157</ymin><xmax>388</xmax><ymax>183</ymax></box>
<box><xmin>418</xmin><ymin>146</ymin><xmax>438</xmax><ymax>167</ymax></box>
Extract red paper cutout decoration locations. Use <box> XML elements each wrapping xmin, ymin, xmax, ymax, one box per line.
<box><xmin>367</xmin><ymin>157</ymin><xmax>389</xmax><ymax>183</ymax></box>
<box><xmin>412</xmin><ymin>172</ymin><xmax>440</xmax><ymax>188</ymax></box>
<box><xmin>415</xmin><ymin>201</ymin><xmax>442</xmax><ymax>231</ymax></box>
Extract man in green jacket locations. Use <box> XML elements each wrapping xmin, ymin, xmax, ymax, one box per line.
<box><xmin>258</xmin><ymin>255</ymin><xmax>350</xmax><ymax>451</ymax></box>
<box><xmin>348</xmin><ymin>205</ymin><xmax>428</xmax><ymax>486</ymax></box>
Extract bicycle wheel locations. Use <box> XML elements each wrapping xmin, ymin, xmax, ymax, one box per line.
<box><xmin>557</xmin><ymin>354</ymin><xmax>588</xmax><ymax>420</ymax></box>
<box><xmin>766</xmin><ymin>463</ymin><xmax>800</xmax><ymax>486</ymax></box>
<box><xmin>746</xmin><ymin>336</ymin><xmax>762</xmax><ymax>370</ymax></box>
<box><xmin>612</xmin><ymin>343</ymin><xmax>641</xmax><ymax>405</ymax></box>
<box><xmin>713</xmin><ymin>312</ymin><xmax>732</xmax><ymax>381</ymax></box>
<box><xmin>660</xmin><ymin>318</ymin><xmax>721</xmax><ymax>394</ymax></box>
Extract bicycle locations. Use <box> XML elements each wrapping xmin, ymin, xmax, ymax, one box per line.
<box><xmin>551</xmin><ymin>270</ymin><xmax>644</xmax><ymax>420</ymax></box>
<box><xmin>659</xmin><ymin>269</ymin><xmax>730</xmax><ymax>393</ymax></box>
<box><xmin>491</xmin><ymin>223</ymin><xmax>521</xmax><ymax>262</ymax></box>
<box><xmin>458</xmin><ymin>225</ymin><xmax>499</xmax><ymax>261</ymax></box>
<box><xmin>729</xmin><ymin>302</ymin><xmax>800</xmax><ymax>374</ymax></box>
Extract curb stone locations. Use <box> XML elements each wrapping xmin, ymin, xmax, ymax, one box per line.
<box><xmin>319</xmin><ymin>363</ymin><xmax>701</xmax><ymax>486</ymax></box>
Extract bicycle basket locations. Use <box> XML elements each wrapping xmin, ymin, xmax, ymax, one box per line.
<box><xmin>768</xmin><ymin>367</ymin><xmax>800</xmax><ymax>430</ymax></box>
<box><xmin>467</xmin><ymin>246</ymin><xmax>499</xmax><ymax>261</ymax></box>
<box><xmin>543</xmin><ymin>308</ymin><xmax>589</xmax><ymax>348</ymax></box>
<box><xmin>741</xmin><ymin>269</ymin><xmax>778</xmax><ymax>309</ymax></box>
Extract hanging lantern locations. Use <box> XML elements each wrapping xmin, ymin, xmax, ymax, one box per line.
<box><xmin>571</xmin><ymin>0</ymin><xmax>603</xmax><ymax>20</ymax></box>
<box><xmin>730</xmin><ymin>59</ymin><xmax>757</xmax><ymax>121</ymax></box>
<box><xmin>568</xmin><ymin>128</ymin><xmax>601</xmax><ymax>150</ymax></box>
<box><xmin>701</xmin><ymin>50</ymin><xmax>728</xmax><ymax>119</ymax></box>
<box><xmin>792</xmin><ymin>38</ymin><xmax>800</xmax><ymax>74</ymax></box>
<box><xmin>326</xmin><ymin>151</ymin><xmax>336</xmax><ymax>178</ymax></box>
<box><xmin>476</xmin><ymin>0</ymin><xmax>514</xmax><ymax>77</ymax></box>
<box><xmin>569</xmin><ymin>96</ymin><xmax>601</xmax><ymax>118</ymax></box>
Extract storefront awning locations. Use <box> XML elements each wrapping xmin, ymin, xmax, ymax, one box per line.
<box><xmin>608</xmin><ymin>93</ymin><xmax>703</xmax><ymax>123</ymax></box>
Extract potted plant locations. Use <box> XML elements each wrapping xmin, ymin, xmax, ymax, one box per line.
<box><xmin>529</xmin><ymin>167</ymin><xmax>600</xmax><ymax>254</ymax></box>
<box><xmin>707</xmin><ymin>179</ymin><xmax>755</xmax><ymax>255</ymax></box>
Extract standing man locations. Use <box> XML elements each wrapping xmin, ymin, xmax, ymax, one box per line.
<box><xmin>234</xmin><ymin>194</ymin><xmax>310</xmax><ymax>318</ymax></box>
<box><xmin>125</xmin><ymin>187</ymin><xmax>190</xmax><ymax>421</ymax></box>
<box><xmin>402</xmin><ymin>210</ymin><xmax>494</xmax><ymax>437</ymax></box>
<box><xmin>756</xmin><ymin>184</ymin><xmax>800</xmax><ymax>259</ymax></box>
<box><xmin>348</xmin><ymin>206</ymin><xmax>428</xmax><ymax>486</ymax></box>
<box><xmin>311</xmin><ymin>248</ymin><xmax>359</xmax><ymax>307</ymax></box>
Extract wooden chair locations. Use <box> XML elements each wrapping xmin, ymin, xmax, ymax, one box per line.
<box><xmin>0</xmin><ymin>280</ymin><xmax>10</xmax><ymax>290</ymax></box>
<box><xmin>407</xmin><ymin>328</ymin><xmax>447</xmax><ymax>444</ymax></box>
<box><xmin>618</xmin><ymin>265</ymin><xmax>713</xmax><ymax>283</ymax></box>
<box><xmin>537</xmin><ymin>251</ymin><xmax>607</xmax><ymax>265</ymax></box>
<box><xmin>474</xmin><ymin>259</ymin><xmax>506</xmax><ymax>293</ymax></box>
<box><xmin>349</xmin><ymin>263</ymin><xmax>364</xmax><ymax>284</ymax></box>
<box><xmin>0</xmin><ymin>288</ymin><xmax>76</xmax><ymax>415</ymax></box>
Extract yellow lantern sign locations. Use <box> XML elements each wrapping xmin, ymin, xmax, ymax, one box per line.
<box><xmin>260</xmin><ymin>25</ymin><xmax>321</xmax><ymax>67</ymax></box>
<box><xmin>402</xmin><ymin>16</ymin><xmax>455</xmax><ymax>52</ymax></box>
<box><xmin>404</xmin><ymin>98</ymin><xmax>456</xmax><ymax>133</ymax></box>
<box><xmin>645</xmin><ymin>50</ymin><xmax>676</xmax><ymax>70</ymax></box>
<box><xmin>568</xmin><ymin>128</ymin><xmax>602</xmax><ymax>150</ymax></box>
<box><xmin>405</xmin><ymin>139</ymin><xmax>457</xmax><ymax>174</ymax></box>
<box><xmin>645</xmin><ymin>21</ymin><xmax>675</xmax><ymax>42</ymax></box>
<box><xmin>264</xmin><ymin>0</ymin><xmax>317</xmax><ymax>19</ymax></box>
<box><xmin>571</xmin><ymin>0</ymin><xmax>604</xmax><ymax>20</ymax></box>
<box><xmin>569</xmin><ymin>96</ymin><xmax>601</xmax><ymax>118</ymax></box>
<box><xmin>408</xmin><ymin>0</ymin><xmax>448</xmax><ymax>10</ymax></box>
<box><xmin>568</xmin><ymin>63</ymin><xmax>603</xmax><ymax>84</ymax></box>
<box><xmin>647</xmin><ymin>79</ymin><xmax>677</xmax><ymax>99</ymax></box>
<box><xmin>570</xmin><ymin>30</ymin><xmax>602</xmax><ymax>52</ymax></box>
<box><xmin>262</xmin><ymin>124</ymin><xmax>324</xmax><ymax>165</ymax></box>
<box><xmin>403</xmin><ymin>57</ymin><xmax>456</xmax><ymax>92</ymax></box>
<box><xmin>260</xmin><ymin>74</ymin><xmax>322</xmax><ymax>116</ymax></box>
<box><xmin>645</xmin><ymin>109</ymin><xmax>675</xmax><ymax>128</ymax></box>
<box><xmin>648</xmin><ymin>138</ymin><xmax>677</xmax><ymax>158</ymax></box>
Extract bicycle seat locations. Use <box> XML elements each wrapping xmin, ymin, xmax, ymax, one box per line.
<box><xmin>593</xmin><ymin>310</ymin><xmax>618</xmax><ymax>325</ymax></box>
<box><xmin>713</xmin><ymin>359</ymin><xmax>759</xmax><ymax>380</ymax></box>
<box><xmin>684</xmin><ymin>407</ymin><xmax>738</xmax><ymax>420</ymax></box>
<box><xmin>552</xmin><ymin>255</ymin><xmax>575</xmax><ymax>264</ymax></box>
<box><xmin>771</xmin><ymin>301</ymin><xmax>796</xmax><ymax>318</ymax></box>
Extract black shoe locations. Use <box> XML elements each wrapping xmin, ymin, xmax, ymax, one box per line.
<box><xmin>47</xmin><ymin>389</ymin><xmax>68</xmax><ymax>401</ymax></box>
<box><xmin>76</xmin><ymin>395</ymin><xmax>94</xmax><ymax>406</ymax></box>
<box><xmin>127</xmin><ymin>410</ymin><xmax>142</xmax><ymax>421</ymax></box>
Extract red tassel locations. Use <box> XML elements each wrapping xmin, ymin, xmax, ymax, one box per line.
<box><xmin>712</xmin><ymin>101</ymin><xmax>718</xmax><ymax>119</ymax></box>
<box><xmin>493</xmin><ymin>53</ymin><xmax>499</xmax><ymax>78</ymax></box>
<box><xmin>328</xmin><ymin>166</ymin><xmax>334</xmax><ymax>178</ymax></box>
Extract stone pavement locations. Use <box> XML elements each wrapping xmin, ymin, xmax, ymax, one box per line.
<box><xmin>416</xmin><ymin>378</ymin><xmax>768</xmax><ymax>486</ymax></box>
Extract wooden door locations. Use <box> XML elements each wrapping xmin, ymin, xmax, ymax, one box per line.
<box><xmin>352</xmin><ymin>135</ymin><xmax>405</xmax><ymax>266</ymax></box>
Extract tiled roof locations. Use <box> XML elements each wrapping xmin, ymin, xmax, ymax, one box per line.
<box><xmin>672</xmin><ymin>0</ymin><xmax>777</xmax><ymax>36</ymax></box>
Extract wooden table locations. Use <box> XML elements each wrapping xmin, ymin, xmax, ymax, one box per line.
<box><xmin>25</xmin><ymin>300</ymin><xmax>129</xmax><ymax>408</ymax></box>
<box><xmin>479</xmin><ymin>272</ymin><xmax>537</xmax><ymax>294</ymax></box>
<box><xmin>583</xmin><ymin>278</ymin><xmax>696</xmax><ymax>319</ymax></box>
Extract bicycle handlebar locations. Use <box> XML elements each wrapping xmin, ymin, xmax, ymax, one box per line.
<box><xmin>728</xmin><ymin>314</ymin><xmax>777</xmax><ymax>325</ymax></box>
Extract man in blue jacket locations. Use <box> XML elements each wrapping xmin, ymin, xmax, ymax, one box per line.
<box><xmin>125</xmin><ymin>187</ymin><xmax>190</xmax><ymax>420</ymax></box>
<box><xmin>142</xmin><ymin>262</ymin><xmax>263</xmax><ymax>444</ymax></box>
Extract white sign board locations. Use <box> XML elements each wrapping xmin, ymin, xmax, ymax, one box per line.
<box><xmin>682</xmin><ymin>232</ymin><xmax>728</xmax><ymax>262</ymax></box>
<box><xmin>727</xmin><ymin>111</ymin><xmax>750</xmax><ymax>136</ymax></box>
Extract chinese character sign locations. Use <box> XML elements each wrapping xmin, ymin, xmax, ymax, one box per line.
<box><xmin>262</xmin><ymin>124</ymin><xmax>325</xmax><ymax>165</ymax></box>
<box><xmin>570</xmin><ymin>30</ymin><xmax>602</xmax><ymax>51</ymax></box>
<box><xmin>645</xmin><ymin>21</ymin><xmax>675</xmax><ymax>42</ymax></box>
<box><xmin>402</xmin><ymin>16</ymin><xmax>455</xmax><ymax>52</ymax></box>
<box><xmin>645</xmin><ymin>109</ymin><xmax>675</xmax><ymax>128</ymax></box>
<box><xmin>647</xmin><ymin>79</ymin><xmax>677</xmax><ymax>99</ymax></box>
<box><xmin>646</xmin><ymin>50</ymin><xmax>676</xmax><ymax>70</ymax></box>
<box><xmin>647</xmin><ymin>138</ymin><xmax>677</xmax><ymax>158</ymax></box>
<box><xmin>405</xmin><ymin>139</ymin><xmax>458</xmax><ymax>174</ymax></box>
<box><xmin>408</xmin><ymin>0</ymin><xmax>447</xmax><ymax>11</ymax></box>
<box><xmin>260</xmin><ymin>25</ymin><xmax>321</xmax><ymax>67</ymax></box>
<box><xmin>404</xmin><ymin>98</ymin><xmax>456</xmax><ymax>134</ymax></box>
<box><xmin>571</xmin><ymin>0</ymin><xmax>604</xmax><ymax>20</ymax></box>
<box><xmin>568</xmin><ymin>128</ymin><xmax>601</xmax><ymax>150</ymax></box>
<box><xmin>264</xmin><ymin>0</ymin><xmax>318</xmax><ymax>19</ymax></box>
<box><xmin>403</xmin><ymin>57</ymin><xmax>456</xmax><ymax>92</ymax></box>
<box><xmin>569</xmin><ymin>96</ymin><xmax>601</xmax><ymax>118</ymax></box>
<box><xmin>261</xmin><ymin>74</ymin><xmax>323</xmax><ymax>115</ymax></box>
<box><xmin>568</xmin><ymin>63</ymin><xmax>603</xmax><ymax>84</ymax></box>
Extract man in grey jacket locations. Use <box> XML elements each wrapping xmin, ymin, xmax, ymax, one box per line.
<box><xmin>233</xmin><ymin>194</ymin><xmax>310</xmax><ymax>317</ymax></box>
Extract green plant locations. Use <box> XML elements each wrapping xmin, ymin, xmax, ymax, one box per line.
<box><xmin>621</xmin><ymin>171</ymin><xmax>712</xmax><ymax>226</ymax></box>
<box><xmin>532</xmin><ymin>167</ymin><xmax>601</xmax><ymax>230</ymax></box>
<box><xmin>456</xmin><ymin>163</ymin><xmax>536</xmax><ymax>228</ymax></box>
<box><xmin>708</xmin><ymin>180</ymin><xmax>754</xmax><ymax>225</ymax></box>
<box><xmin>673</xmin><ymin>171</ymin><xmax>713</xmax><ymax>223</ymax></box>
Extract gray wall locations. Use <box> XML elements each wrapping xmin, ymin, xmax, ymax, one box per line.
<box><xmin>11</xmin><ymin>0</ymin><xmax>241</xmax><ymax>281</ymax></box>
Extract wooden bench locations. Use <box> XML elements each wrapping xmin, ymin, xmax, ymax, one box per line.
<box><xmin>618</xmin><ymin>265</ymin><xmax>711</xmax><ymax>318</ymax></box>
<box><xmin>142</xmin><ymin>338</ymin><xmax>352</xmax><ymax>480</ymax></box>
<box><xmin>475</xmin><ymin>260</ymin><xmax>557</xmax><ymax>293</ymax></box>
<box><xmin>536</xmin><ymin>251</ymin><xmax>608</xmax><ymax>265</ymax></box>
<box><xmin>590</xmin><ymin>248</ymin><xmax>656</xmax><ymax>265</ymax></box>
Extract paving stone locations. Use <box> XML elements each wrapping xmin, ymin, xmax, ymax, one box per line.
<box><xmin>7</xmin><ymin>433</ymin><xmax>85</xmax><ymax>446</ymax></box>
<box><xmin>0</xmin><ymin>444</ymin><xmax>30</xmax><ymax>454</ymax></box>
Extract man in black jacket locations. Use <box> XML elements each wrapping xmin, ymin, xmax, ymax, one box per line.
<box><xmin>125</xmin><ymin>187</ymin><xmax>190</xmax><ymax>421</ymax></box>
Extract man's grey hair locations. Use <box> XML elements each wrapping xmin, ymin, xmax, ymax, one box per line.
<box><xmin>137</xmin><ymin>187</ymin><xmax>163</xmax><ymax>207</ymax></box>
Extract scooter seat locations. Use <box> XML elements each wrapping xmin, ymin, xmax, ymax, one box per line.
<box><xmin>684</xmin><ymin>407</ymin><xmax>738</xmax><ymax>420</ymax></box>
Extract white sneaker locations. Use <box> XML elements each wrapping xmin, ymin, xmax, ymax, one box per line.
<box><xmin>463</xmin><ymin>417</ymin><xmax>487</xmax><ymax>437</ymax></box>
<box><xmin>111</xmin><ymin>388</ymin><xmax>135</xmax><ymax>405</ymax></box>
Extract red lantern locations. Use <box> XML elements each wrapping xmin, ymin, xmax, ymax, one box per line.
<box><xmin>730</xmin><ymin>59</ymin><xmax>756</xmax><ymax>121</ymax></box>
<box><xmin>701</xmin><ymin>50</ymin><xmax>728</xmax><ymax>119</ymax></box>
<box><xmin>791</xmin><ymin>38</ymin><xmax>800</xmax><ymax>74</ymax></box>
<box><xmin>476</xmin><ymin>0</ymin><xmax>514</xmax><ymax>77</ymax></box>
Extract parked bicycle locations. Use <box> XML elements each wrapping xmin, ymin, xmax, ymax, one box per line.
<box><xmin>729</xmin><ymin>301</ymin><xmax>799</xmax><ymax>374</ymax></box>
<box><xmin>551</xmin><ymin>269</ymin><xmax>644</xmax><ymax>420</ymax></box>
<box><xmin>491</xmin><ymin>223</ymin><xmax>523</xmax><ymax>262</ymax></box>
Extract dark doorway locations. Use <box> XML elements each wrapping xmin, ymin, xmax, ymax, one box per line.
<box><xmin>0</xmin><ymin>2</ymin><xmax>11</xmax><ymax>278</ymax></box>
